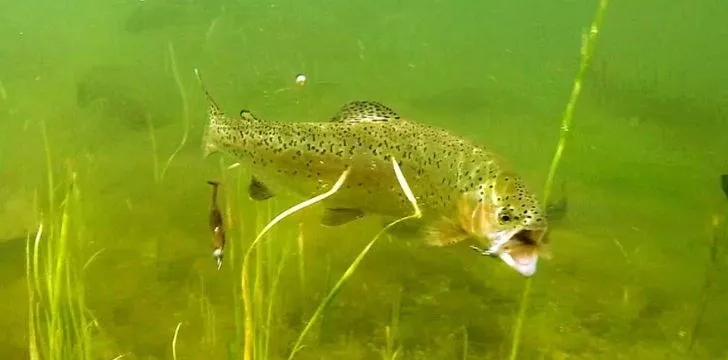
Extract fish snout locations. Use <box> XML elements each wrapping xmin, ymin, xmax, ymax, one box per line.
<box><xmin>485</xmin><ymin>227</ymin><xmax>547</xmax><ymax>277</ymax></box>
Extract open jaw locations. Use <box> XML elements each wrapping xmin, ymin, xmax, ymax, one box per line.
<box><xmin>491</xmin><ymin>228</ymin><xmax>546</xmax><ymax>277</ymax></box>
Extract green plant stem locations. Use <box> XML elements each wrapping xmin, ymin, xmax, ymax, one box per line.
<box><xmin>146</xmin><ymin>114</ymin><xmax>161</xmax><ymax>183</ymax></box>
<box><xmin>542</xmin><ymin>0</ymin><xmax>610</xmax><ymax>205</ymax></box>
<box><xmin>508</xmin><ymin>1</ymin><xmax>610</xmax><ymax>360</ymax></box>
<box><xmin>172</xmin><ymin>322</ymin><xmax>183</xmax><ymax>360</ymax></box>
<box><xmin>242</xmin><ymin>168</ymin><xmax>352</xmax><ymax>360</ymax></box>
<box><xmin>161</xmin><ymin>43</ymin><xmax>190</xmax><ymax>180</ymax></box>
<box><xmin>220</xmin><ymin>158</ymin><xmax>246</xmax><ymax>358</ymax></box>
<box><xmin>297</xmin><ymin>223</ymin><xmax>306</xmax><ymax>296</ymax></box>
<box><xmin>26</xmin><ymin>224</ymin><xmax>43</xmax><ymax>360</ymax></box>
<box><xmin>687</xmin><ymin>215</ymin><xmax>722</xmax><ymax>352</ymax></box>
<box><xmin>288</xmin><ymin>158</ymin><xmax>421</xmax><ymax>360</ymax></box>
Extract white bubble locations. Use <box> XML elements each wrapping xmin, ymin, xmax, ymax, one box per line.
<box><xmin>295</xmin><ymin>73</ymin><xmax>307</xmax><ymax>87</ymax></box>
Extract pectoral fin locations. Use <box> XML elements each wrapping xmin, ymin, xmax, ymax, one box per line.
<box><xmin>424</xmin><ymin>217</ymin><xmax>470</xmax><ymax>247</ymax></box>
<box><xmin>248</xmin><ymin>176</ymin><xmax>274</xmax><ymax>201</ymax></box>
<box><xmin>321</xmin><ymin>208</ymin><xmax>365</xmax><ymax>227</ymax></box>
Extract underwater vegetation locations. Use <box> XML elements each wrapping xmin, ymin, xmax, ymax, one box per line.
<box><xmin>11</xmin><ymin>0</ymin><xmax>728</xmax><ymax>359</ymax></box>
<box><xmin>24</xmin><ymin>126</ymin><xmax>114</xmax><ymax>360</ymax></box>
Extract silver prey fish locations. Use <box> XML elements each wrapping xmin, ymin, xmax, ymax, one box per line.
<box><xmin>197</xmin><ymin>74</ymin><xmax>550</xmax><ymax>276</ymax></box>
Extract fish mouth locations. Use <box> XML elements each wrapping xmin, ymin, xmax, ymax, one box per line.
<box><xmin>513</xmin><ymin>228</ymin><xmax>546</xmax><ymax>246</ymax></box>
<box><xmin>489</xmin><ymin>228</ymin><xmax>546</xmax><ymax>277</ymax></box>
<box><xmin>498</xmin><ymin>252</ymin><xmax>537</xmax><ymax>276</ymax></box>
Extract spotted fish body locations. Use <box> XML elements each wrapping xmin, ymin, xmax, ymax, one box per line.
<box><xmin>200</xmin><ymin>81</ymin><xmax>549</xmax><ymax>276</ymax></box>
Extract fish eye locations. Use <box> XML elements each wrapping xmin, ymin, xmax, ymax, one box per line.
<box><xmin>497</xmin><ymin>209</ymin><xmax>512</xmax><ymax>224</ymax></box>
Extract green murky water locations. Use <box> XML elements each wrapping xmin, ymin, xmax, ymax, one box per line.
<box><xmin>1</xmin><ymin>0</ymin><xmax>727</xmax><ymax>359</ymax></box>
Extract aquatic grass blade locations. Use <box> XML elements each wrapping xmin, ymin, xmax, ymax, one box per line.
<box><xmin>297</xmin><ymin>223</ymin><xmax>306</xmax><ymax>295</ymax></box>
<box><xmin>687</xmin><ymin>215</ymin><xmax>723</xmax><ymax>352</ymax></box>
<box><xmin>288</xmin><ymin>158</ymin><xmax>422</xmax><ymax>359</ymax></box>
<box><xmin>241</xmin><ymin>168</ymin><xmax>352</xmax><ymax>360</ymax></box>
<box><xmin>161</xmin><ymin>43</ymin><xmax>190</xmax><ymax>180</ymax></box>
<box><xmin>542</xmin><ymin>0</ymin><xmax>610</xmax><ymax>205</ymax></box>
<box><xmin>27</xmin><ymin>164</ymin><xmax>97</xmax><ymax>359</ymax></box>
<box><xmin>509</xmin><ymin>1</ymin><xmax>610</xmax><ymax>360</ymax></box>
<box><xmin>262</xmin><ymin>231</ymin><xmax>291</xmax><ymax>359</ymax></box>
<box><xmin>146</xmin><ymin>114</ymin><xmax>161</xmax><ymax>183</ymax></box>
<box><xmin>172</xmin><ymin>322</ymin><xmax>183</xmax><ymax>360</ymax></box>
<box><xmin>382</xmin><ymin>287</ymin><xmax>402</xmax><ymax>359</ymax></box>
<box><xmin>219</xmin><ymin>158</ymin><xmax>246</xmax><ymax>359</ymax></box>
<box><xmin>26</xmin><ymin>224</ymin><xmax>43</xmax><ymax>360</ymax></box>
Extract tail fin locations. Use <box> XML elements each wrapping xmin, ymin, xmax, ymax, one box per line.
<box><xmin>194</xmin><ymin>68</ymin><xmax>223</xmax><ymax>157</ymax></box>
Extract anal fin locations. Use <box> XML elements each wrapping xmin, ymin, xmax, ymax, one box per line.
<box><xmin>321</xmin><ymin>208</ymin><xmax>365</xmax><ymax>227</ymax></box>
<box><xmin>248</xmin><ymin>176</ymin><xmax>274</xmax><ymax>201</ymax></box>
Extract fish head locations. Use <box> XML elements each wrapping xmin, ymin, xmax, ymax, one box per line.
<box><xmin>458</xmin><ymin>171</ymin><xmax>549</xmax><ymax>276</ymax></box>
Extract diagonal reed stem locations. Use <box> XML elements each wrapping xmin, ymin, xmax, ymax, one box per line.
<box><xmin>687</xmin><ymin>215</ymin><xmax>723</xmax><ymax>352</ymax></box>
<box><xmin>542</xmin><ymin>0</ymin><xmax>610</xmax><ymax>205</ymax></box>
<box><xmin>161</xmin><ymin>43</ymin><xmax>190</xmax><ymax>180</ymax></box>
<box><xmin>508</xmin><ymin>1</ymin><xmax>610</xmax><ymax>360</ymax></box>
<box><xmin>288</xmin><ymin>158</ymin><xmax>422</xmax><ymax>359</ymax></box>
<box><xmin>172</xmin><ymin>322</ymin><xmax>183</xmax><ymax>360</ymax></box>
<box><xmin>241</xmin><ymin>169</ymin><xmax>352</xmax><ymax>360</ymax></box>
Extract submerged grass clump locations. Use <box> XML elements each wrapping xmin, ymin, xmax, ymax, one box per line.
<box><xmin>25</xmin><ymin>123</ymin><xmax>101</xmax><ymax>360</ymax></box>
<box><xmin>380</xmin><ymin>287</ymin><xmax>403</xmax><ymax>360</ymax></box>
<box><xmin>220</xmin><ymin>157</ymin><xmax>420</xmax><ymax>359</ymax></box>
<box><xmin>240</xmin><ymin>168</ymin><xmax>351</xmax><ymax>360</ymax></box>
<box><xmin>214</xmin><ymin>159</ymin><xmax>296</xmax><ymax>360</ymax></box>
<box><xmin>287</xmin><ymin>157</ymin><xmax>422</xmax><ymax>359</ymax></box>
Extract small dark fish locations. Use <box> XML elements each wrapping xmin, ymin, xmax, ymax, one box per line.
<box><xmin>207</xmin><ymin>181</ymin><xmax>226</xmax><ymax>269</ymax></box>
<box><xmin>721</xmin><ymin>174</ymin><xmax>728</xmax><ymax>200</ymax></box>
<box><xmin>545</xmin><ymin>182</ymin><xmax>568</xmax><ymax>222</ymax></box>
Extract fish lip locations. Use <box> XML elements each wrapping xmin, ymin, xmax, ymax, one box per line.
<box><xmin>486</xmin><ymin>226</ymin><xmax>546</xmax><ymax>276</ymax></box>
<box><xmin>499</xmin><ymin>252</ymin><xmax>537</xmax><ymax>277</ymax></box>
<box><xmin>487</xmin><ymin>226</ymin><xmax>545</xmax><ymax>253</ymax></box>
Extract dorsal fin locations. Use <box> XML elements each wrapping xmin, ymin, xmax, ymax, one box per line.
<box><xmin>239</xmin><ymin>109</ymin><xmax>261</xmax><ymax>122</ymax></box>
<box><xmin>329</xmin><ymin>101</ymin><xmax>401</xmax><ymax>123</ymax></box>
<box><xmin>193</xmin><ymin>69</ymin><xmax>260</xmax><ymax>125</ymax></box>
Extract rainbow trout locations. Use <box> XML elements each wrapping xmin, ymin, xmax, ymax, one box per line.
<box><xmin>198</xmin><ymin>74</ymin><xmax>549</xmax><ymax>276</ymax></box>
